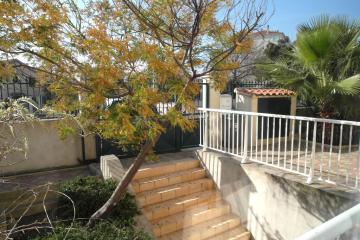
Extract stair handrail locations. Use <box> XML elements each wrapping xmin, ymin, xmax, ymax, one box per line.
<box><xmin>295</xmin><ymin>203</ymin><xmax>360</xmax><ymax>239</ymax></box>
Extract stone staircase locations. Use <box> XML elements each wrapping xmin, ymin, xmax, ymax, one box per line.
<box><xmin>131</xmin><ymin>159</ymin><xmax>251</xmax><ymax>240</ymax></box>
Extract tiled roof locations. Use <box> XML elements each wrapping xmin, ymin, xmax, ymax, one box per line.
<box><xmin>235</xmin><ymin>88</ymin><xmax>296</xmax><ymax>96</ymax></box>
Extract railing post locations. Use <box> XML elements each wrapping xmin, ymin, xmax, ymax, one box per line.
<box><xmin>203</xmin><ymin>110</ymin><xmax>208</xmax><ymax>151</ymax></box>
<box><xmin>242</xmin><ymin>115</ymin><xmax>249</xmax><ymax>164</ymax></box>
<box><xmin>307</xmin><ymin>121</ymin><xmax>317</xmax><ymax>184</ymax></box>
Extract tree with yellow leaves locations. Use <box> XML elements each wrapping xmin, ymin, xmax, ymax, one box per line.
<box><xmin>0</xmin><ymin>0</ymin><xmax>269</xmax><ymax>225</ymax></box>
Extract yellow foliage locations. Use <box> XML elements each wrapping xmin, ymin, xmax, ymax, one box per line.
<box><xmin>0</xmin><ymin>0</ymin><xmax>266</xmax><ymax>147</ymax></box>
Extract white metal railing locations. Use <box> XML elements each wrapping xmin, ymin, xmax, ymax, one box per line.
<box><xmin>295</xmin><ymin>203</ymin><xmax>360</xmax><ymax>240</ymax></box>
<box><xmin>199</xmin><ymin>108</ymin><xmax>360</xmax><ymax>189</ymax></box>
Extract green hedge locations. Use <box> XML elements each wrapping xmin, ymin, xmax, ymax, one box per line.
<box><xmin>57</xmin><ymin>176</ymin><xmax>138</xmax><ymax>224</ymax></box>
<box><xmin>31</xmin><ymin>176</ymin><xmax>151</xmax><ymax>240</ymax></box>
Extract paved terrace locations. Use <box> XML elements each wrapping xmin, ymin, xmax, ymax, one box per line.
<box><xmin>200</xmin><ymin>108</ymin><xmax>360</xmax><ymax>192</ymax></box>
<box><xmin>217</xmin><ymin>137</ymin><xmax>360</xmax><ymax>192</ymax></box>
<box><xmin>249</xmin><ymin>139</ymin><xmax>358</xmax><ymax>186</ymax></box>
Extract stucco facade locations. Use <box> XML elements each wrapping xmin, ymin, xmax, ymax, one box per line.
<box><xmin>1</xmin><ymin>119</ymin><xmax>96</xmax><ymax>175</ymax></box>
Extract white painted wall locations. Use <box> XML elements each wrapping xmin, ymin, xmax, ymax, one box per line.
<box><xmin>220</xmin><ymin>94</ymin><xmax>232</xmax><ymax>110</ymax></box>
<box><xmin>234</xmin><ymin>94</ymin><xmax>253</xmax><ymax>112</ymax></box>
<box><xmin>198</xmin><ymin>150</ymin><xmax>358</xmax><ymax>240</ymax></box>
<box><xmin>1</xmin><ymin>119</ymin><xmax>96</xmax><ymax>176</ymax></box>
<box><xmin>209</xmin><ymin>86</ymin><xmax>220</xmax><ymax>109</ymax></box>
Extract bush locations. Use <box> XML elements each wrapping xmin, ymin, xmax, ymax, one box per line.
<box><xmin>34</xmin><ymin>220</ymin><xmax>152</xmax><ymax>240</ymax></box>
<box><xmin>56</xmin><ymin>176</ymin><xmax>138</xmax><ymax>224</ymax></box>
<box><xmin>29</xmin><ymin>176</ymin><xmax>153</xmax><ymax>240</ymax></box>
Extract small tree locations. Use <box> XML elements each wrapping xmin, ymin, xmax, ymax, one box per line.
<box><xmin>258</xmin><ymin>15</ymin><xmax>360</xmax><ymax>120</ymax></box>
<box><xmin>0</xmin><ymin>0</ymin><xmax>269</xmax><ymax>224</ymax></box>
<box><xmin>0</xmin><ymin>98</ymin><xmax>58</xmax><ymax>239</ymax></box>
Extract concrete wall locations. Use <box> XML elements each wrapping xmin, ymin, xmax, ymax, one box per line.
<box><xmin>1</xmin><ymin>119</ymin><xmax>97</xmax><ymax>176</ymax></box>
<box><xmin>235</xmin><ymin>94</ymin><xmax>253</xmax><ymax>112</ymax></box>
<box><xmin>100</xmin><ymin>154</ymin><xmax>126</xmax><ymax>181</ymax></box>
<box><xmin>197</xmin><ymin>150</ymin><xmax>359</xmax><ymax>240</ymax></box>
<box><xmin>209</xmin><ymin>86</ymin><xmax>220</xmax><ymax>108</ymax></box>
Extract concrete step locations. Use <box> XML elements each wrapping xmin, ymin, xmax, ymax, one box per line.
<box><xmin>132</xmin><ymin>167</ymin><xmax>206</xmax><ymax>193</ymax></box>
<box><xmin>158</xmin><ymin>214</ymin><xmax>242</xmax><ymax>240</ymax></box>
<box><xmin>133</xmin><ymin>159</ymin><xmax>200</xmax><ymax>180</ymax></box>
<box><xmin>136</xmin><ymin>178</ymin><xmax>214</xmax><ymax>207</ymax></box>
<box><xmin>131</xmin><ymin>159</ymin><xmax>252</xmax><ymax>240</ymax></box>
<box><xmin>205</xmin><ymin>226</ymin><xmax>251</xmax><ymax>240</ymax></box>
<box><xmin>142</xmin><ymin>190</ymin><xmax>222</xmax><ymax>221</ymax></box>
<box><xmin>152</xmin><ymin>201</ymin><xmax>230</xmax><ymax>237</ymax></box>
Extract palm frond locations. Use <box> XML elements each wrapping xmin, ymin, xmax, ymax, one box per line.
<box><xmin>330</xmin><ymin>15</ymin><xmax>360</xmax><ymax>34</ymax></box>
<box><xmin>258</xmin><ymin>15</ymin><xmax>360</xmax><ymax>119</ymax></box>
<box><xmin>295</xmin><ymin>26</ymin><xmax>339</xmax><ymax>65</ymax></box>
<box><xmin>334</xmin><ymin>74</ymin><xmax>360</xmax><ymax>95</ymax></box>
<box><xmin>257</xmin><ymin>58</ymin><xmax>305</xmax><ymax>85</ymax></box>
<box><xmin>297</xmin><ymin>15</ymin><xmax>330</xmax><ymax>32</ymax></box>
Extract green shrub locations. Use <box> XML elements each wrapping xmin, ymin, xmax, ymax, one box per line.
<box><xmin>57</xmin><ymin>176</ymin><xmax>138</xmax><ymax>224</ymax></box>
<box><xmin>16</xmin><ymin>176</ymin><xmax>152</xmax><ymax>240</ymax></box>
<box><xmin>34</xmin><ymin>219</ymin><xmax>152</xmax><ymax>240</ymax></box>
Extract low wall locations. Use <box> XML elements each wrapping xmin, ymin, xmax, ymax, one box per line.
<box><xmin>1</xmin><ymin>119</ymin><xmax>97</xmax><ymax>176</ymax></box>
<box><xmin>197</xmin><ymin>149</ymin><xmax>359</xmax><ymax>240</ymax></box>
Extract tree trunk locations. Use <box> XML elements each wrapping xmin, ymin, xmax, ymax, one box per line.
<box><xmin>87</xmin><ymin>135</ymin><xmax>161</xmax><ymax>227</ymax></box>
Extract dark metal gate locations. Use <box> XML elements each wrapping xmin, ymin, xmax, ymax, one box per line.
<box><xmin>96</xmin><ymin>83</ymin><xmax>209</xmax><ymax>159</ymax></box>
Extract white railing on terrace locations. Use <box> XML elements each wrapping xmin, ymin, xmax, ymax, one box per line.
<box><xmin>199</xmin><ymin>108</ymin><xmax>360</xmax><ymax>189</ymax></box>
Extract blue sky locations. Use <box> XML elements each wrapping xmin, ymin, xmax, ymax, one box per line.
<box><xmin>267</xmin><ymin>0</ymin><xmax>360</xmax><ymax>41</ymax></box>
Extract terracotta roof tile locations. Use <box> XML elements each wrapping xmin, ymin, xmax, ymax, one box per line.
<box><xmin>235</xmin><ymin>88</ymin><xmax>296</xmax><ymax>96</ymax></box>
